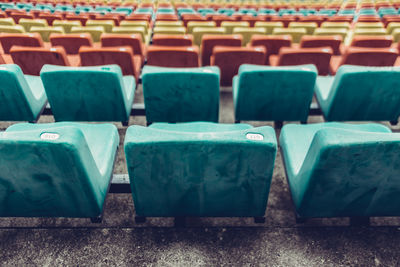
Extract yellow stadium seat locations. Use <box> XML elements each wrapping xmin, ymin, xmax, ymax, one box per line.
<box><xmin>53</xmin><ymin>20</ymin><xmax>82</xmax><ymax>33</ymax></box>
<box><xmin>391</xmin><ymin>28</ymin><xmax>400</xmax><ymax>42</ymax></box>
<box><xmin>232</xmin><ymin>27</ymin><xmax>266</xmax><ymax>45</ymax></box>
<box><xmin>187</xmin><ymin>21</ymin><xmax>216</xmax><ymax>34</ymax></box>
<box><xmin>19</xmin><ymin>19</ymin><xmax>48</xmax><ymax>31</ymax></box>
<box><xmin>119</xmin><ymin>20</ymin><xmax>149</xmax><ymax>33</ymax></box>
<box><xmin>153</xmin><ymin>26</ymin><xmax>186</xmax><ymax>35</ymax></box>
<box><xmin>86</xmin><ymin>20</ymin><xmax>115</xmax><ymax>33</ymax></box>
<box><xmin>192</xmin><ymin>27</ymin><xmax>226</xmax><ymax>46</ymax></box>
<box><xmin>0</xmin><ymin>18</ymin><xmax>15</xmax><ymax>26</ymax></box>
<box><xmin>273</xmin><ymin>28</ymin><xmax>307</xmax><ymax>43</ymax></box>
<box><xmin>289</xmin><ymin>22</ymin><xmax>318</xmax><ymax>35</ymax></box>
<box><xmin>29</xmin><ymin>26</ymin><xmax>64</xmax><ymax>42</ymax></box>
<box><xmin>320</xmin><ymin>22</ymin><xmax>351</xmax><ymax>30</ymax></box>
<box><xmin>254</xmin><ymin>21</ymin><xmax>284</xmax><ymax>34</ymax></box>
<box><xmin>221</xmin><ymin>21</ymin><xmax>250</xmax><ymax>34</ymax></box>
<box><xmin>353</xmin><ymin>28</ymin><xmax>388</xmax><ymax>36</ymax></box>
<box><xmin>0</xmin><ymin>25</ymin><xmax>24</xmax><ymax>33</ymax></box>
<box><xmin>354</xmin><ymin>22</ymin><xmax>385</xmax><ymax>30</ymax></box>
<box><xmin>155</xmin><ymin>21</ymin><xmax>184</xmax><ymax>27</ymax></box>
<box><xmin>386</xmin><ymin>22</ymin><xmax>400</xmax><ymax>34</ymax></box>
<box><xmin>314</xmin><ymin>28</ymin><xmax>348</xmax><ymax>39</ymax></box>
<box><xmin>70</xmin><ymin>26</ymin><xmax>104</xmax><ymax>42</ymax></box>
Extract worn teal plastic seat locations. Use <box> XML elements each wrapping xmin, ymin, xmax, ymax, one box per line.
<box><xmin>40</xmin><ymin>64</ymin><xmax>135</xmax><ymax>125</ymax></box>
<box><xmin>124</xmin><ymin>122</ymin><xmax>277</xmax><ymax>217</ymax></box>
<box><xmin>280</xmin><ymin>122</ymin><xmax>400</xmax><ymax>219</ymax></box>
<box><xmin>315</xmin><ymin>65</ymin><xmax>400</xmax><ymax>123</ymax></box>
<box><xmin>0</xmin><ymin>64</ymin><xmax>47</xmax><ymax>122</ymax></box>
<box><xmin>142</xmin><ymin>66</ymin><xmax>220</xmax><ymax>124</ymax></box>
<box><xmin>233</xmin><ymin>64</ymin><xmax>317</xmax><ymax>123</ymax></box>
<box><xmin>0</xmin><ymin>122</ymin><xmax>119</xmax><ymax>219</ymax></box>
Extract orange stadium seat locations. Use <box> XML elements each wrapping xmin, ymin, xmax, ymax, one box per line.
<box><xmin>65</xmin><ymin>14</ymin><xmax>89</xmax><ymax>26</ymax></box>
<box><xmin>156</xmin><ymin>14</ymin><xmax>179</xmax><ymax>21</ymax></box>
<box><xmin>250</xmin><ymin>35</ymin><xmax>292</xmax><ymax>65</ymax></box>
<box><xmin>350</xmin><ymin>36</ymin><xmax>393</xmax><ymax>48</ymax></box>
<box><xmin>9</xmin><ymin>11</ymin><xmax>34</xmax><ymax>23</ymax></box>
<box><xmin>201</xmin><ymin>34</ymin><xmax>243</xmax><ymax>66</ymax></box>
<box><xmin>100</xmin><ymin>33</ymin><xmax>145</xmax><ymax>64</ymax></box>
<box><xmin>125</xmin><ymin>14</ymin><xmax>152</xmax><ymax>22</ymax></box>
<box><xmin>38</xmin><ymin>12</ymin><xmax>63</xmax><ymax>25</ymax></box>
<box><xmin>152</xmin><ymin>34</ymin><xmax>193</xmax><ymax>47</ymax></box>
<box><xmin>10</xmin><ymin>46</ymin><xmax>70</xmax><ymax>75</ymax></box>
<box><xmin>207</xmin><ymin>14</ymin><xmax>234</xmax><ymax>27</ymax></box>
<box><xmin>79</xmin><ymin>46</ymin><xmax>141</xmax><ymax>80</ymax></box>
<box><xmin>50</xmin><ymin>33</ymin><xmax>93</xmax><ymax>54</ymax></box>
<box><xmin>300</xmin><ymin>35</ymin><xmax>343</xmax><ymax>55</ymax></box>
<box><xmin>330</xmin><ymin>47</ymin><xmax>399</xmax><ymax>74</ymax></box>
<box><xmin>146</xmin><ymin>45</ymin><xmax>200</xmax><ymax>68</ymax></box>
<box><xmin>0</xmin><ymin>33</ymin><xmax>43</xmax><ymax>54</ymax></box>
<box><xmin>270</xmin><ymin>47</ymin><xmax>333</xmax><ymax>75</ymax></box>
<box><xmin>210</xmin><ymin>46</ymin><xmax>266</xmax><ymax>86</ymax></box>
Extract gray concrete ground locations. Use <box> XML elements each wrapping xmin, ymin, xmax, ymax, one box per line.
<box><xmin>1</xmin><ymin>86</ymin><xmax>400</xmax><ymax>266</ymax></box>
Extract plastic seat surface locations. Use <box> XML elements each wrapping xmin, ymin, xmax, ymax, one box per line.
<box><xmin>300</xmin><ymin>35</ymin><xmax>342</xmax><ymax>55</ymax></box>
<box><xmin>0</xmin><ymin>33</ymin><xmax>43</xmax><ymax>54</ymax></box>
<box><xmin>100</xmin><ymin>33</ymin><xmax>145</xmax><ymax>63</ymax></box>
<box><xmin>0</xmin><ymin>122</ymin><xmax>119</xmax><ymax>218</ymax></box>
<box><xmin>29</xmin><ymin>26</ymin><xmax>64</xmax><ymax>42</ymax></box>
<box><xmin>146</xmin><ymin>45</ymin><xmax>199</xmax><ymax>68</ymax></box>
<box><xmin>211</xmin><ymin>46</ymin><xmax>266</xmax><ymax>86</ymax></box>
<box><xmin>0</xmin><ymin>64</ymin><xmax>46</xmax><ymax>121</ymax></box>
<box><xmin>152</xmin><ymin>34</ymin><xmax>193</xmax><ymax>47</ymax></box>
<box><xmin>315</xmin><ymin>65</ymin><xmax>400</xmax><ymax>122</ymax></box>
<box><xmin>201</xmin><ymin>34</ymin><xmax>242</xmax><ymax>66</ymax></box>
<box><xmin>233</xmin><ymin>64</ymin><xmax>317</xmax><ymax>122</ymax></box>
<box><xmin>40</xmin><ymin>64</ymin><xmax>135</xmax><ymax>123</ymax></box>
<box><xmin>350</xmin><ymin>35</ymin><xmax>393</xmax><ymax>48</ymax></box>
<box><xmin>142</xmin><ymin>66</ymin><xmax>219</xmax><ymax>123</ymax></box>
<box><xmin>70</xmin><ymin>26</ymin><xmax>104</xmax><ymax>42</ymax></box>
<box><xmin>250</xmin><ymin>35</ymin><xmax>292</xmax><ymax>64</ymax></box>
<box><xmin>124</xmin><ymin>122</ymin><xmax>277</xmax><ymax>217</ymax></box>
<box><xmin>280</xmin><ymin>122</ymin><xmax>400</xmax><ymax>218</ymax></box>
<box><xmin>50</xmin><ymin>33</ymin><xmax>93</xmax><ymax>54</ymax></box>
<box><xmin>10</xmin><ymin>46</ymin><xmax>69</xmax><ymax>75</ymax></box>
<box><xmin>53</xmin><ymin>20</ymin><xmax>82</xmax><ymax>33</ymax></box>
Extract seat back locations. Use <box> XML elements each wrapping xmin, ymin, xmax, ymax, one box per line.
<box><xmin>40</xmin><ymin>64</ymin><xmax>131</xmax><ymax>122</ymax></box>
<box><xmin>201</xmin><ymin>34</ymin><xmax>242</xmax><ymax>66</ymax></box>
<box><xmin>124</xmin><ymin>122</ymin><xmax>277</xmax><ymax>217</ymax></box>
<box><xmin>0</xmin><ymin>124</ymin><xmax>106</xmax><ymax>217</ymax></box>
<box><xmin>211</xmin><ymin>46</ymin><xmax>266</xmax><ymax>86</ymax></box>
<box><xmin>277</xmin><ymin>47</ymin><xmax>333</xmax><ymax>75</ymax></box>
<box><xmin>0</xmin><ymin>64</ymin><xmax>42</xmax><ymax>121</ymax></box>
<box><xmin>250</xmin><ymin>35</ymin><xmax>292</xmax><ymax>64</ymax></box>
<box><xmin>152</xmin><ymin>34</ymin><xmax>193</xmax><ymax>46</ymax></box>
<box><xmin>323</xmin><ymin>65</ymin><xmax>400</xmax><ymax>121</ymax></box>
<box><xmin>50</xmin><ymin>33</ymin><xmax>93</xmax><ymax>54</ymax></box>
<box><xmin>146</xmin><ymin>45</ymin><xmax>199</xmax><ymax>68</ymax></box>
<box><xmin>142</xmin><ymin>66</ymin><xmax>220</xmax><ymax>123</ymax></box>
<box><xmin>65</xmin><ymin>14</ymin><xmax>89</xmax><ymax>25</ymax></box>
<box><xmin>300</xmin><ymin>35</ymin><xmax>342</xmax><ymax>55</ymax></box>
<box><xmin>350</xmin><ymin>35</ymin><xmax>393</xmax><ymax>48</ymax></box>
<box><xmin>234</xmin><ymin>64</ymin><xmax>317</xmax><ymax>122</ymax></box>
<box><xmin>192</xmin><ymin>27</ymin><xmax>226</xmax><ymax>46</ymax></box>
<box><xmin>38</xmin><ymin>13</ymin><xmax>63</xmax><ymax>25</ymax></box>
<box><xmin>53</xmin><ymin>20</ymin><xmax>82</xmax><ymax>33</ymax></box>
<box><xmin>79</xmin><ymin>46</ymin><xmax>137</xmax><ymax>76</ymax></box>
<box><xmin>100</xmin><ymin>33</ymin><xmax>144</xmax><ymax>60</ymax></box>
<box><xmin>293</xmin><ymin>127</ymin><xmax>400</xmax><ymax>217</ymax></box>
<box><xmin>10</xmin><ymin>46</ymin><xmax>69</xmax><ymax>75</ymax></box>
<box><xmin>0</xmin><ymin>33</ymin><xmax>43</xmax><ymax>54</ymax></box>
<box><xmin>340</xmin><ymin>47</ymin><xmax>398</xmax><ymax>67</ymax></box>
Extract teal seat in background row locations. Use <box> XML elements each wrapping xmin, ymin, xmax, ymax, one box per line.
<box><xmin>233</xmin><ymin>64</ymin><xmax>317</xmax><ymax>123</ymax></box>
<box><xmin>0</xmin><ymin>122</ymin><xmax>119</xmax><ymax>220</ymax></box>
<box><xmin>0</xmin><ymin>64</ymin><xmax>47</xmax><ymax>122</ymax></box>
<box><xmin>315</xmin><ymin>65</ymin><xmax>400</xmax><ymax>124</ymax></box>
<box><xmin>280</xmin><ymin>122</ymin><xmax>400</xmax><ymax>219</ymax></box>
<box><xmin>142</xmin><ymin>66</ymin><xmax>220</xmax><ymax>124</ymax></box>
<box><xmin>124</xmin><ymin>122</ymin><xmax>277</xmax><ymax>218</ymax></box>
<box><xmin>40</xmin><ymin>64</ymin><xmax>135</xmax><ymax>125</ymax></box>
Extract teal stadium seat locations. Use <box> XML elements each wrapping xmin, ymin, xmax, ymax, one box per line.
<box><xmin>315</xmin><ymin>65</ymin><xmax>400</xmax><ymax>123</ymax></box>
<box><xmin>0</xmin><ymin>122</ymin><xmax>119</xmax><ymax>220</ymax></box>
<box><xmin>142</xmin><ymin>66</ymin><xmax>220</xmax><ymax>124</ymax></box>
<box><xmin>233</xmin><ymin>64</ymin><xmax>317</xmax><ymax>123</ymax></box>
<box><xmin>0</xmin><ymin>64</ymin><xmax>47</xmax><ymax>122</ymax></box>
<box><xmin>280</xmin><ymin>122</ymin><xmax>400</xmax><ymax>219</ymax></box>
<box><xmin>124</xmin><ymin>122</ymin><xmax>277</xmax><ymax>217</ymax></box>
<box><xmin>40</xmin><ymin>64</ymin><xmax>135</xmax><ymax>125</ymax></box>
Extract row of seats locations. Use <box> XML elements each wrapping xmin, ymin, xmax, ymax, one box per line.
<box><xmin>3</xmin><ymin>63</ymin><xmax>400</xmax><ymax>125</ymax></box>
<box><xmin>2</xmin><ymin>121</ymin><xmax>400</xmax><ymax>221</ymax></box>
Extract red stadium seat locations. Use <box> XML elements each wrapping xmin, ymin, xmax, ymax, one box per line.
<box><xmin>270</xmin><ymin>15</ymin><xmax>296</xmax><ymax>27</ymax></box>
<box><xmin>156</xmin><ymin>14</ymin><xmax>179</xmax><ymax>21</ymax></box>
<box><xmin>100</xmin><ymin>33</ymin><xmax>145</xmax><ymax>64</ymax></box>
<box><xmin>0</xmin><ymin>33</ymin><xmax>44</xmax><ymax>54</ymax></box>
<box><xmin>210</xmin><ymin>46</ymin><xmax>266</xmax><ymax>86</ymax></box>
<box><xmin>94</xmin><ymin>14</ymin><xmax>122</xmax><ymax>26</ymax></box>
<box><xmin>201</xmin><ymin>34</ymin><xmax>242</xmax><ymax>66</ymax></box>
<box><xmin>38</xmin><ymin>12</ymin><xmax>63</xmax><ymax>25</ymax></box>
<box><xmin>350</xmin><ymin>35</ymin><xmax>393</xmax><ymax>48</ymax></box>
<box><xmin>182</xmin><ymin>14</ymin><xmax>207</xmax><ymax>26</ymax></box>
<box><xmin>79</xmin><ymin>46</ymin><xmax>141</xmax><ymax>80</ymax></box>
<box><xmin>300</xmin><ymin>35</ymin><xmax>342</xmax><ymax>55</ymax></box>
<box><xmin>65</xmin><ymin>14</ymin><xmax>89</xmax><ymax>25</ymax></box>
<box><xmin>50</xmin><ymin>33</ymin><xmax>93</xmax><ymax>54</ymax></box>
<box><xmin>270</xmin><ymin>47</ymin><xmax>333</xmax><ymax>75</ymax></box>
<box><xmin>9</xmin><ymin>11</ymin><xmax>34</xmax><ymax>23</ymax></box>
<box><xmin>146</xmin><ymin>45</ymin><xmax>200</xmax><ymax>68</ymax></box>
<box><xmin>10</xmin><ymin>46</ymin><xmax>70</xmax><ymax>75</ymax></box>
<box><xmin>125</xmin><ymin>14</ymin><xmax>152</xmax><ymax>22</ymax></box>
<box><xmin>206</xmin><ymin>14</ymin><xmax>234</xmax><ymax>27</ymax></box>
<box><xmin>327</xmin><ymin>16</ymin><xmax>353</xmax><ymax>23</ymax></box>
<box><xmin>250</xmin><ymin>35</ymin><xmax>292</xmax><ymax>64</ymax></box>
<box><xmin>357</xmin><ymin>15</ymin><xmax>381</xmax><ymax>23</ymax></box>
<box><xmin>152</xmin><ymin>34</ymin><xmax>193</xmax><ymax>46</ymax></box>
<box><xmin>330</xmin><ymin>47</ymin><xmax>399</xmax><ymax>74</ymax></box>
<box><xmin>298</xmin><ymin>15</ymin><xmax>327</xmax><ymax>26</ymax></box>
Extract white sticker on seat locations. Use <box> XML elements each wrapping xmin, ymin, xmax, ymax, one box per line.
<box><xmin>246</xmin><ymin>133</ymin><xmax>264</xmax><ymax>141</ymax></box>
<box><xmin>40</xmin><ymin>132</ymin><xmax>60</xmax><ymax>140</ymax></box>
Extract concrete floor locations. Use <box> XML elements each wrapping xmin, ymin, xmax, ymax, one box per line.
<box><xmin>1</xmin><ymin>86</ymin><xmax>400</xmax><ymax>266</ymax></box>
